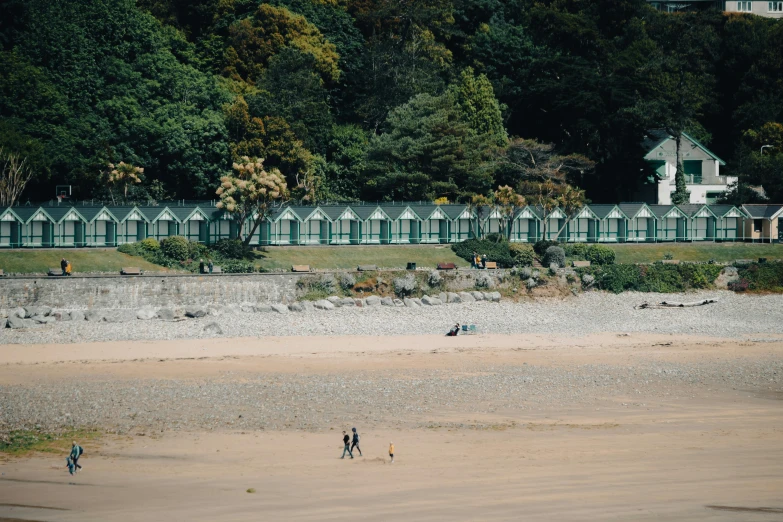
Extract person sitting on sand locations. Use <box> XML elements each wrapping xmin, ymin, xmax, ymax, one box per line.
<box><xmin>389</xmin><ymin>441</ymin><xmax>394</xmax><ymax>463</ymax></box>
<box><xmin>341</xmin><ymin>431</ymin><xmax>353</xmax><ymax>459</ymax></box>
<box><xmin>446</xmin><ymin>323</ymin><xmax>460</xmax><ymax>337</ymax></box>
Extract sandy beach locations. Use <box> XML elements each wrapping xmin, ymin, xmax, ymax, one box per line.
<box><xmin>1</xmin><ymin>331</ymin><xmax>782</xmax><ymax>521</ymax></box>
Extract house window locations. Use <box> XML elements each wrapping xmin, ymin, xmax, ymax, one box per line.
<box><xmin>769</xmin><ymin>1</ymin><xmax>783</xmax><ymax>11</ymax></box>
<box><xmin>737</xmin><ymin>1</ymin><xmax>752</xmax><ymax>11</ymax></box>
<box><xmin>683</xmin><ymin>160</ymin><xmax>702</xmax><ymax>183</ymax></box>
<box><xmin>753</xmin><ymin>219</ymin><xmax>762</xmax><ymax>233</ymax></box>
<box><xmin>706</xmin><ymin>192</ymin><xmax>722</xmax><ymax>204</ymax></box>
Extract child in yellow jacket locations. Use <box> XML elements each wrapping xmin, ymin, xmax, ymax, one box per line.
<box><xmin>389</xmin><ymin>441</ymin><xmax>394</xmax><ymax>463</ymax></box>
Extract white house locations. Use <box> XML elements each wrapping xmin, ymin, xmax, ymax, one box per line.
<box><xmin>643</xmin><ymin>130</ymin><xmax>735</xmax><ymax>205</ymax></box>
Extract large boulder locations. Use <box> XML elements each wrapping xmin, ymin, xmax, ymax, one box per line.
<box><xmin>327</xmin><ymin>296</ymin><xmax>343</xmax><ymax>305</ymax></box>
<box><xmin>240</xmin><ymin>303</ymin><xmax>256</xmax><ymax>313</ymax></box>
<box><xmin>421</xmin><ymin>295</ymin><xmax>442</xmax><ymax>306</ymax></box>
<box><xmin>340</xmin><ymin>298</ymin><xmax>356</xmax><ymax>307</ymax></box>
<box><xmin>11</xmin><ymin>307</ymin><xmax>26</xmax><ymax>319</ymax></box>
<box><xmin>31</xmin><ymin>315</ymin><xmax>56</xmax><ymax>324</ymax></box>
<box><xmin>458</xmin><ymin>292</ymin><xmax>475</xmax><ymax>303</ymax></box>
<box><xmin>403</xmin><ymin>297</ymin><xmax>421</xmax><ymax>308</ymax></box>
<box><xmin>314</xmin><ymin>300</ymin><xmax>335</xmax><ymax>311</ymax></box>
<box><xmin>365</xmin><ymin>295</ymin><xmax>381</xmax><ymax>306</ymax></box>
<box><xmin>353</xmin><ymin>298</ymin><xmax>365</xmax><ymax>308</ymax></box>
<box><xmin>380</xmin><ymin>297</ymin><xmax>395</xmax><ymax>306</ymax></box>
<box><xmin>0</xmin><ymin>318</ymin><xmax>6</xmax><ymax>329</ymax></box>
<box><xmin>59</xmin><ymin>311</ymin><xmax>72</xmax><ymax>321</ymax></box>
<box><xmin>136</xmin><ymin>308</ymin><xmax>157</xmax><ymax>320</ymax></box>
<box><xmin>446</xmin><ymin>292</ymin><xmax>461</xmax><ymax>304</ymax></box>
<box><xmin>25</xmin><ymin>306</ymin><xmax>51</xmax><ymax>318</ymax></box>
<box><xmin>69</xmin><ymin>310</ymin><xmax>85</xmax><ymax>322</ymax></box>
<box><xmin>8</xmin><ymin>315</ymin><xmax>36</xmax><ymax>329</ymax></box>
<box><xmin>438</xmin><ymin>292</ymin><xmax>448</xmax><ymax>303</ymax></box>
<box><xmin>185</xmin><ymin>307</ymin><xmax>208</xmax><ymax>318</ymax></box>
<box><xmin>288</xmin><ymin>302</ymin><xmax>305</xmax><ymax>312</ymax></box>
<box><xmin>393</xmin><ymin>298</ymin><xmax>405</xmax><ymax>307</ymax></box>
<box><xmin>254</xmin><ymin>304</ymin><xmax>272</xmax><ymax>313</ymax></box>
<box><xmin>471</xmin><ymin>291</ymin><xmax>485</xmax><ymax>301</ymax></box>
<box><xmin>302</xmin><ymin>301</ymin><xmax>315</xmax><ymax>312</ymax></box>
<box><xmin>104</xmin><ymin>310</ymin><xmax>134</xmax><ymax>323</ymax></box>
<box><xmin>487</xmin><ymin>291</ymin><xmax>502</xmax><ymax>303</ymax></box>
<box><xmin>157</xmin><ymin>308</ymin><xmax>176</xmax><ymax>321</ymax></box>
<box><xmin>271</xmin><ymin>304</ymin><xmax>289</xmax><ymax>314</ymax></box>
<box><xmin>202</xmin><ymin>322</ymin><xmax>223</xmax><ymax>335</ymax></box>
<box><xmin>84</xmin><ymin>310</ymin><xmax>105</xmax><ymax>322</ymax></box>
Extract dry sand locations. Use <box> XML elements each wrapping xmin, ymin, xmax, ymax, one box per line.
<box><xmin>1</xmin><ymin>333</ymin><xmax>782</xmax><ymax>521</ymax></box>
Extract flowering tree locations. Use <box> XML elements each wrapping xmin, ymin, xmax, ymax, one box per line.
<box><xmin>494</xmin><ymin>185</ymin><xmax>525</xmax><ymax>240</ymax></box>
<box><xmin>108</xmin><ymin>162</ymin><xmax>143</xmax><ymax>203</ymax></box>
<box><xmin>216</xmin><ymin>156</ymin><xmax>289</xmax><ymax>245</ymax></box>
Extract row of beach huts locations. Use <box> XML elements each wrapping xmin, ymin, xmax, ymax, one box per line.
<box><xmin>0</xmin><ymin>202</ymin><xmax>781</xmax><ymax>248</ymax></box>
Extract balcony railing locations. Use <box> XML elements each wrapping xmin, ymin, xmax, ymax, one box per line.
<box><xmin>685</xmin><ymin>175</ymin><xmax>730</xmax><ymax>185</ymax></box>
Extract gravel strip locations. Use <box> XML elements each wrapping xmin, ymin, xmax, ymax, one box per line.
<box><xmin>2</xmin><ymin>291</ymin><xmax>782</xmax><ymax>344</ymax></box>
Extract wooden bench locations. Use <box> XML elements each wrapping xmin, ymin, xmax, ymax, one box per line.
<box><xmin>292</xmin><ymin>265</ymin><xmax>311</xmax><ymax>273</ymax></box>
<box><xmin>437</xmin><ymin>262</ymin><xmax>456</xmax><ymax>270</ymax></box>
<box><xmin>0</xmin><ymin>269</ymin><xmax>5</xmax><ymax>277</ymax></box>
<box><xmin>661</xmin><ymin>259</ymin><xmax>680</xmax><ymax>265</ymax></box>
<box><xmin>211</xmin><ymin>266</ymin><xmax>223</xmax><ymax>274</ymax></box>
<box><xmin>572</xmin><ymin>260</ymin><xmax>591</xmax><ymax>268</ymax></box>
<box><xmin>484</xmin><ymin>261</ymin><xmax>498</xmax><ymax>269</ymax></box>
<box><xmin>48</xmin><ymin>268</ymin><xmax>63</xmax><ymax>276</ymax></box>
<box><xmin>357</xmin><ymin>265</ymin><xmax>377</xmax><ymax>271</ymax></box>
<box><xmin>121</xmin><ymin>267</ymin><xmax>143</xmax><ymax>275</ymax></box>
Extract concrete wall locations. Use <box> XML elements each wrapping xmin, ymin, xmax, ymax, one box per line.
<box><xmin>0</xmin><ymin>270</ymin><xmax>504</xmax><ymax>310</ymax></box>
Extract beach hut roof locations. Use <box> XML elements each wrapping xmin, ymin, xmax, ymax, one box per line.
<box><xmin>618</xmin><ymin>203</ymin><xmax>654</xmax><ymax>220</ymax></box>
<box><xmin>588</xmin><ymin>204</ymin><xmax>628</xmax><ymax>220</ymax></box>
<box><xmin>13</xmin><ymin>206</ymin><xmax>55</xmax><ymax>224</ymax></box>
<box><xmin>707</xmin><ymin>204</ymin><xmax>747</xmax><ymax>219</ymax></box>
<box><xmin>676</xmin><ymin>204</ymin><xmax>716</xmax><ymax>219</ymax></box>
<box><xmin>741</xmin><ymin>204</ymin><xmax>783</xmax><ymax>219</ymax></box>
<box><xmin>0</xmin><ymin>207</ymin><xmax>22</xmax><ymax>222</ymax></box>
<box><xmin>648</xmin><ymin>205</ymin><xmax>685</xmax><ymax>219</ymax></box>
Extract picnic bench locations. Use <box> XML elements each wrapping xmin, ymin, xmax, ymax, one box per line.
<box><xmin>48</xmin><ymin>268</ymin><xmax>63</xmax><ymax>276</ymax></box>
<box><xmin>661</xmin><ymin>259</ymin><xmax>680</xmax><ymax>265</ymax></box>
<box><xmin>572</xmin><ymin>260</ymin><xmax>591</xmax><ymax>268</ymax></box>
<box><xmin>0</xmin><ymin>269</ymin><xmax>5</xmax><ymax>277</ymax></box>
<box><xmin>357</xmin><ymin>265</ymin><xmax>377</xmax><ymax>271</ymax></box>
<box><xmin>211</xmin><ymin>266</ymin><xmax>223</xmax><ymax>273</ymax></box>
<box><xmin>484</xmin><ymin>261</ymin><xmax>498</xmax><ymax>269</ymax></box>
<box><xmin>120</xmin><ymin>267</ymin><xmax>143</xmax><ymax>276</ymax></box>
<box><xmin>437</xmin><ymin>262</ymin><xmax>456</xmax><ymax>270</ymax></box>
<box><xmin>292</xmin><ymin>265</ymin><xmax>311</xmax><ymax>273</ymax></box>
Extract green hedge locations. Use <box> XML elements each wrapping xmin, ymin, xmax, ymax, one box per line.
<box><xmin>117</xmin><ymin>238</ymin><xmax>256</xmax><ymax>273</ymax></box>
<box><xmin>578</xmin><ymin>263</ymin><xmax>722</xmax><ymax>293</ymax></box>
<box><xmin>451</xmin><ymin>239</ymin><xmax>514</xmax><ymax>267</ymax></box>
<box><xmin>735</xmin><ymin>262</ymin><xmax>783</xmax><ymax>292</ymax></box>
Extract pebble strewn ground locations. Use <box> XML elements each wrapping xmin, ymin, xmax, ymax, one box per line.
<box><xmin>2</xmin><ymin>359</ymin><xmax>781</xmax><ymax>435</ymax></box>
<box><xmin>2</xmin><ymin>291</ymin><xmax>783</xmax><ymax>344</ymax></box>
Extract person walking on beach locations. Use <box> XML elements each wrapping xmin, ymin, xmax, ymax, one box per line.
<box><xmin>351</xmin><ymin>427</ymin><xmax>362</xmax><ymax>457</ymax></box>
<box><xmin>70</xmin><ymin>441</ymin><xmax>83</xmax><ymax>472</ymax></box>
<box><xmin>61</xmin><ymin>258</ymin><xmax>68</xmax><ymax>276</ymax></box>
<box><xmin>389</xmin><ymin>441</ymin><xmax>394</xmax><ymax>463</ymax></box>
<box><xmin>341</xmin><ymin>431</ymin><xmax>353</xmax><ymax>459</ymax></box>
<box><xmin>471</xmin><ymin>251</ymin><xmax>477</xmax><ymax>269</ymax></box>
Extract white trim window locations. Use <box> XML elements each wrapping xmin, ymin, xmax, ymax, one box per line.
<box><xmin>737</xmin><ymin>1</ymin><xmax>752</xmax><ymax>11</ymax></box>
<box><xmin>769</xmin><ymin>1</ymin><xmax>783</xmax><ymax>11</ymax></box>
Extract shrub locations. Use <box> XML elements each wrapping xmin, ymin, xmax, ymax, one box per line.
<box><xmin>543</xmin><ymin>246</ymin><xmax>565</xmax><ymax>268</ymax></box>
<box><xmin>578</xmin><ymin>263</ymin><xmax>722</xmax><ymax>293</ymax></box>
<box><xmin>117</xmin><ymin>243</ymin><xmax>140</xmax><ymax>256</ymax></box>
<box><xmin>533</xmin><ymin>240</ymin><xmax>560</xmax><ymax>257</ymax></box>
<box><xmin>509</xmin><ymin>243</ymin><xmax>535</xmax><ymax>266</ymax></box>
<box><xmin>581</xmin><ymin>274</ymin><xmax>595</xmax><ymax>287</ymax></box>
<box><xmin>393</xmin><ymin>273</ymin><xmax>417</xmax><ymax>297</ymax></box>
<box><xmin>513</xmin><ymin>266</ymin><xmax>532</xmax><ymax>279</ymax></box>
<box><xmin>728</xmin><ymin>278</ymin><xmax>749</xmax><ymax>292</ymax></box>
<box><xmin>475</xmin><ymin>272</ymin><xmax>494</xmax><ymax>289</ymax></box>
<box><xmin>189</xmin><ymin>241</ymin><xmax>209</xmax><ymax>260</ymax></box>
<box><xmin>484</xmin><ymin>232</ymin><xmax>506</xmax><ymax>243</ymax></box>
<box><xmin>160</xmin><ymin>236</ymin><xmax>189</xmax><ymax>261</ymax></box>
<box><xmin>220</xmin><ymin>260</ymin><xmax>256</xmax><ymax>273</ymax></box>
<box><xmin>428</xmin><ymin>270</ymin><xmax>442</xmax><ymax>287</ymax></box>
<box><xmin>451</xmin><ymin>239</ymin><xmax>514</xmax><ymax>267</ymax></box>
<box><xmin>548</xmin><ymin>263</ymin><xmax>558</xmax><ymax>275</ymax></box>
<box><xmin>663</xmin><ymin>251</ymin><xmax>674</xmax><ymax>260</ymax></box>
<box><xmin>526</xmin><ymin>277</ymin><xmax>537</xmax><ymax>289</ymax></box>
<box><xmin>563</xmin><ymin>242</ymin><xmax>588</xmax><ymax>259</ymax></box>
<box><xmin>212</xmin><ymin>238</ymin><xmax>248</xmax><ymax>260</ymax></box>
<box><xmin>585</xmin><ymin>245</ymin><xmax>616</xmax><ymax>265</ymax></box>
<box><xmin>139</xmin><ymin>237</ymin><xmax>160</xmax><ymax>252</ymax></box>
<box><xmin>735</xmin><ymin>262</ymin><xmax>783</xmax><ymax>291</ymax></box>
<box><xmin>337</xmin><ymin>272</ymin><xmax>356</xmax><ymax>290</ymax></box>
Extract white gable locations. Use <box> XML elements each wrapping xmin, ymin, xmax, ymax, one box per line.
<box><xmin>723</xmin><ymin>208</ymin><xmax>742</xmax><ymax>218</ymax></box>
<box><xmin>307</xmin><ymin>209</ymin><xmax>328</xmax><ymax>221</ymax></box>
<box><xmin>95</xmin><ymin>209</ymin><xmax>114</xmax><ymax>221</ymax></box>
<box><xmin>398</xmin><ymin>208</ymin><xmax>417</xmax><ymax>220</ymax></box>
<box><xmin>516</xmin><ymin>208</ymin><xmax>536</xmax><ymax>220</ymax></box>
<box><xmin>457</xmin><ymin>209</ymin><xmax>473</xmax><ymax>220</ymax></box>
<box><xmin>548</xmin><ymin>208</ymin><xmax>566</xmax><ymax>219</ymax></box>
<box><xmin>63</xmin><ymin>209</ymin><xmax>82</xmax><ymax>221</ymax></box>
<box><xmin>1</xmin><ymin>212</ymin><xmax>17</xmax><ymax>222</ymax></box>
<box><xmin>635</xmin><ymin>207</ymin><xmax>653</xmax><ymax>218</ymax></box>
<box><xmin>428</xmin><ymin>207</ymin><xmax>447</xmax><ymax>220</ymax></box>
<box><xmin>487</xmin><ymin>207</ymin><xmax>502</xmax><ymax>219</ymax></box>
<box><xmin>368</xmin><ymin>208</ymin><xmax>388</xmax><ymax>221</ymax></box>
<box><xmin>339</xmin><ymin>208</ymin><xmax>359</xmax><ymax>221</ymax></box>
<box><xmin>32</xmin><ymin>210</ymin><xmax>49</xmax><ymax>222</ymax></box>
<box><xmin>278</xmin><ymin>208</ymin><xmax>298</xmax><ymax>221</ymax></box>
<box><xmin>664</xmin><ymin>207</ymin><xmax>685</xmax><ymax>219</ymax></box>
<box><xmin>695</xmin><ymin>207</ymin><xmax>712</xmax><ymax>218</ymax></box>
<box><xmin>156</xmin><ymin>209</ymin><xmax>175</xmax><ymax>222</ymax></box>
<box><xmin>606</xmin><ymin>208</ymin><xmax>625</xmax><ymax>219</ymax></box>
<box><xmin>574</xmin><ymin>207</ymin><xmax>594</xmax><ymax>219</ymax></box>
<box><xmin>187</xmin><ymin>212</ymin><xmax>204</xmax><ymax>221</ymax></box>
<box><xmin>126</xmin><ymin>210</ymin><xmax>144</xmax><ymax>221</ymax></box>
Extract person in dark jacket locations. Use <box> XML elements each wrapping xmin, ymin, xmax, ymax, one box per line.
<box><xmin>61</xmin><ymin>258</ymin><xmax>68</xmax><ymax>276</ymax></box>
<box><xmin>208</xmin><ymin>259</ymin><xmax>214</xmax><ymax>274</ymax></box>
<box><xmin>199</xmin><ymin>259</ymin><xmax>205</xmax><ymax>274</ymax></box>
<box><xmin>351</xmin><ymin>427</ymin><xmax>362</xmax><ymax>457</ymax></box>
<box><xmin>341</xmin><ymin>431</ymin><xmax>353</xmax><ymax>459</ymax></box>
<box><xmin>481</xmin><ymin>254</ymin><xmax>487</xmax><ymax>269</ymax></box>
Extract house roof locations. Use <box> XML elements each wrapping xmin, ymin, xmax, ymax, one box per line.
<box><xmin>707</xmin><ymin>204</ymin><xmax>748</xmax><ymax>218</ymax></box>
<box><xmin>676</xmin><ymin>204</ymin><xmax>716</xmax><ymax>218</ymax></box>
<box><xmin>618</xmin><ymin>203</ymin><xmax>653</xmax><ymax>219</ymax></box>
<box><xmin>350</xmin><ymin>205</ymin><xmax>381</xmax><ymax>221</ymax></box>
<box><xmin>0</xmin><ymin>207</ymin><xmax>22</xmax><ymax>222</ymax></box>
<box><xmin>13</xmin><ymin>206</ymin><xmax>54</xmax><ymax>223</ymax></box>
<box><xmin>648</xmin><ymin>204</ymin><xmax>685</xmax><ymax>219</ymax></box>
<box><xmin>438</xmin><ymin>204</ymin><xmax>469</xmax><ymax>220</ymax></box>
<box><xmin>588</xmin><ymin>204</ymin><xmax>628</xmax><ymax>220</ymax></box>
<box><xmin>642</xmin><ymin>129</ymin><xmax>726</xmax><ymax>166</ymax></box>
<box><xmin>741</xmin><ymin>204</ymin><xmax>783</xmax><ymax>219</ymax></box>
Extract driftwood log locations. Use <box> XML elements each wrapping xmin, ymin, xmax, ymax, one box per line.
<box><xmin>635</xmin><ymin>299</ymin><xmax>719</xmax><ymax>310</ymax></box>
